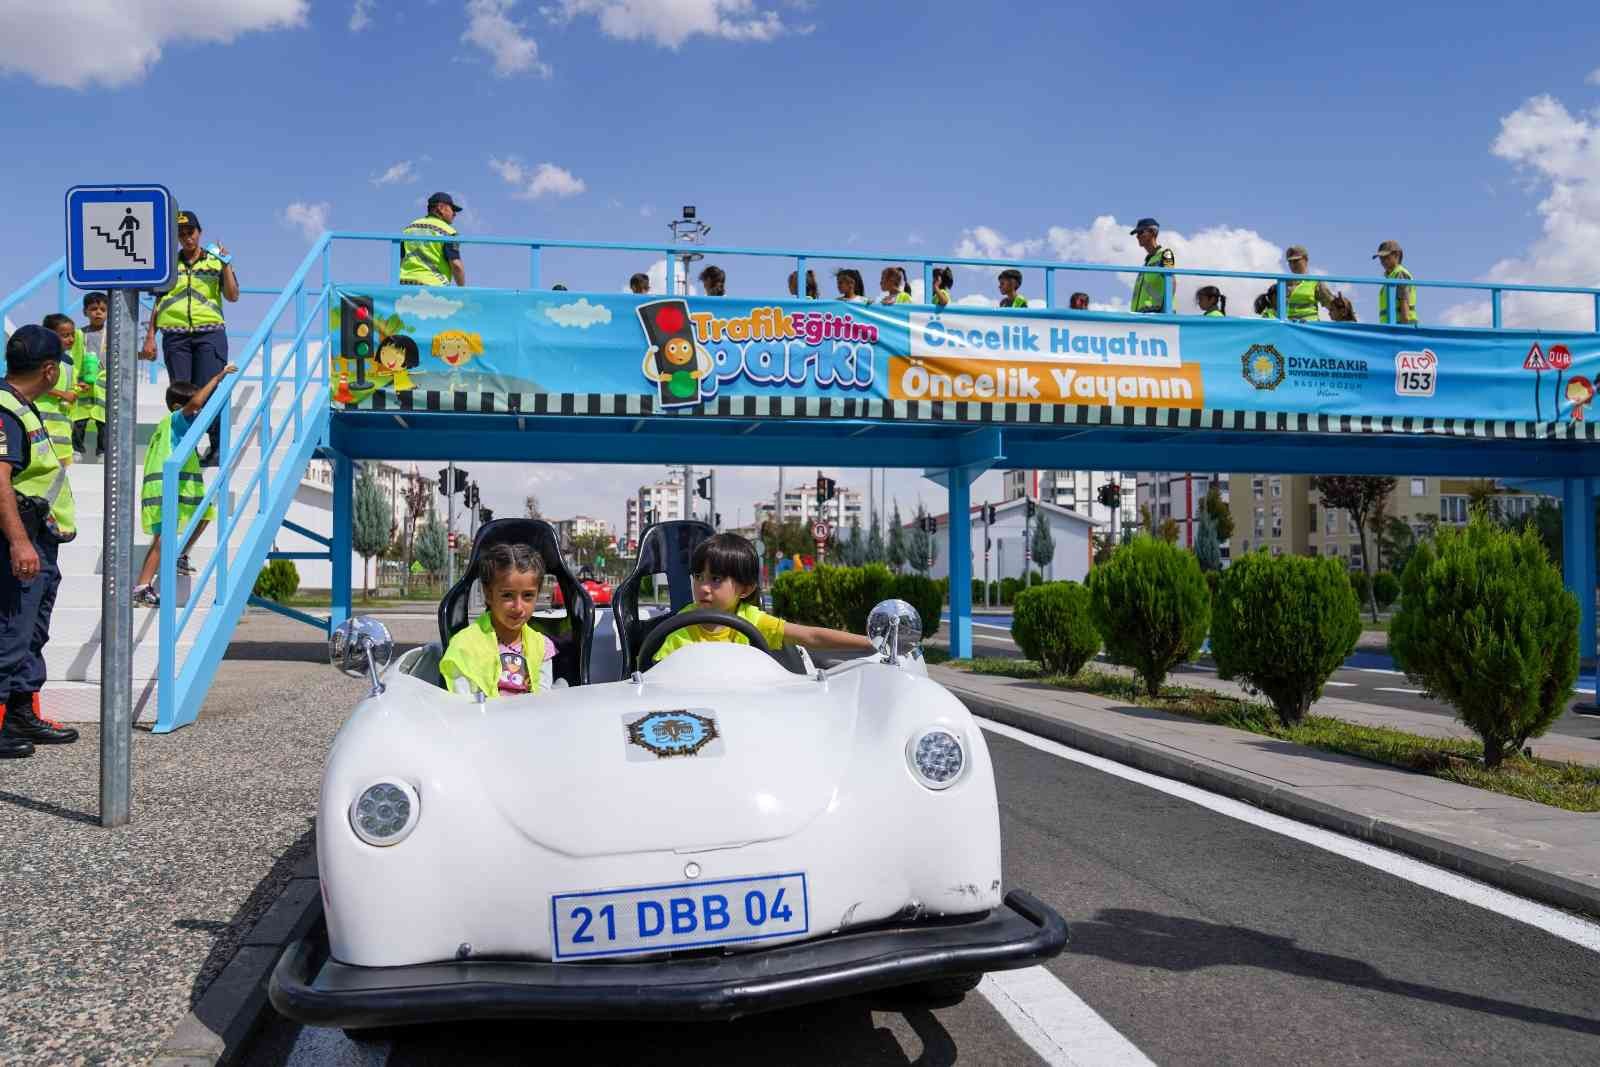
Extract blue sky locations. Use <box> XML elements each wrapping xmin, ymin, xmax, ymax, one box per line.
<box><xmin>3</xmin><ymin>0</ymin><xmax>1600</xmax><ymax>533</ymax></box>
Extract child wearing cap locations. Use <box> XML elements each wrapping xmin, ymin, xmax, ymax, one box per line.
<box><xmin>1374</xmin><ymin>240</ymin><xmax>1417</xmax><ymax>324</ymax></box>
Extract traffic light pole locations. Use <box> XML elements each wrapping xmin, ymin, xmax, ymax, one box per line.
<box><xmin>446</xmin><ymin>461</ymin><xmax>456</xmax><ymax>588</ymax></box>
<box><xmin>710</xmin><ymin>469</ymin><xmax>717</xmax><ymax>531</ymax></box>
<box><xmin>983</xmin><ymin>502</ymin><xmax>991</xmax><ymax>609</ymax></box>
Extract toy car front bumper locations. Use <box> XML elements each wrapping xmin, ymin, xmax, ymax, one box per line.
<box><xmin>269</xmin><ymin>890</ymin><xmax>1067</xmax><ymax>1028</ymax></box>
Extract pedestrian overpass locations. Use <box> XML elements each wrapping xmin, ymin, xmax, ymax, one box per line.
<box><xmin>6</xmin><ymin>233</ymin><xmax>1600</xmax><ymax>733</ymax></box>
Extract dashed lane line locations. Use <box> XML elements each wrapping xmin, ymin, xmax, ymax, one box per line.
<box><xmin>979</xmin><ymin>719</ymin><xmax>1600</xmax><ymax>954</ymax></box>
<box><xmin>1375</xmin><ymin>686</ymin><xmax>1426</xmax><ymax>695</ymax></box>
<box><xmin>979</xmin><ymin>967</ymin><xmax>1156</xmax><ymax>1067</ymax></box>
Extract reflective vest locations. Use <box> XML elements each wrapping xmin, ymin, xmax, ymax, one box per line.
<box><xmin>440</xmin><ymin>611</ymin><xmax>547</xmax><ymax>699</ymax></box>
<box><xmin>1131</xmin><ymin>248</ymin><xmax>1170</xmax><ymax>313</ymax></box>
<box><xmin>399</xmin><ymin>215</ymin><xmax>457</xmax><ymax>286</ymax></box>
<box><xmin>1000</xmin><ymin>294</ymin><xmax>1029</xmax><ymax>308</ymax></box>
<box><xmin>653</xmin><ymin>602</ymin><xmax>786</xmax><ymax>662</ymax></box>
<box><xmin>0</xmin><ymin>384</ymin><xmax>76</xmax><ymax>542</ymax></box>
<box><xmin>35</xmin><ymin>333</ymin><xmax>78</xmax><ymax>462</ymax></box>
<box><xmin>1203</xmin><ymin>309</ymin><xmax>1224</xmax><ymax>317</ymax></box>
<box><xmin>1287</xmin><ymin>279</ymin><xmax>1320</xmax><ymax>321</ymax></box>
<box><xmin>1379</xmin><ymin>265</ymin><xmax>1418</xmax><ymax>324</ymax></box>
<box><xmin>140</xmin><ymin>411</ymin><xmax>213</xmax><ymax>536</ymax></box>
<box><xmin>153</xmin><ymin>252</ymin><xmax>227</xmax><ymax>330</ymax></box>
<box><xmin>74</xmin><ymin>330</ymin><xmax>106</xmax><ymax>423</ymax></box>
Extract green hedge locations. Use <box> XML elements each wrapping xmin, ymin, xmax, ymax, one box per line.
<box><xmin>253</xmin><ymin>559</ymin><xmax>301</xmax><ymax>603</ymax></box>
<box><xmin>893</xmin><ymin>573</ymin><xmax>943</xmax><ymax>641</ymax></box>
<box><xmin>1012</xmin><ymin>582</ymin><xmax>1100</xmax><ymax>674</ymax></box>
<box><xmin>772</xmin><ymin>565</ymin><xmax>941</xmax><ymax>641</ymax></box>
<box><xmin>1086</xmin><ymin>536</ymin><xmax>1210</xmax><ymax>697</ymax></box>
<box><xmin>1372</xmin><ymin>571</ymin><xmax>1400</xmax><ymax>611</ymax></box>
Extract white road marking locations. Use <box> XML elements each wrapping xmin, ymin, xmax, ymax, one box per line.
<box><xmin>979</xmin><ymin>719</ymin><xmax>1600</xmax><ymax>954</ymax></box>
<box><xmin>1323</xmin><ymin>681</ymin><xmax>1357</xmax><ymax>688</ymax></box>
<box><xmin>1351</xmin><ymin>666</ymin><xmax>1406</xmax><ymax>676</ymax></box>
<box><xmin>980</xmin><ymin>967</ymin><xmax>1155</xmax><ymax>1067</ymax></box>
<box><xmin>283</xmin><ymin>1024</ymin><xmax>390</xmax><ymax>1066</ymax></box>
<box><xmin>1375</xmin><ymin>686</ymin><xmax>1425</xmax><ymax>695</ymax></box>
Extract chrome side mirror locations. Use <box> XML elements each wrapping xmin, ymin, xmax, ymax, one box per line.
<box><xmin>331</xmin><ymin>616</ymin><xmax>394</xmax><ymax>696</ymax></box>
<box><xmin>867</xmin><ymin>599</ymin><xmax>923</xmax><ymax>666</ymax></box>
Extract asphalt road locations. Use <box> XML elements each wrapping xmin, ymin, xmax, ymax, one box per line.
<box><xmin>239</xmin><ymin>730</ymin><xmax>1600</xmax><ymax>1066</ymax></box>
<box><xmin>951</xmin><ymin>615</ymin><xmax>1600</xmax><ymax>741</ymax></box>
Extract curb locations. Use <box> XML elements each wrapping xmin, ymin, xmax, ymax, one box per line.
<box><xmin>151</xmin><ymin>850</ymin><xmax>323</xmax><ymax>1067</ymax></box>
<box><xmin>954</xmin><ymin>688</ymin><xmax>1600</xmax><ymax>920</ymax></box>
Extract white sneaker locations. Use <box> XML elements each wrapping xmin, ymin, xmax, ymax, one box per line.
<box><xmin>132</xmin><ymin>585</ymin><xmax>160</xmax><ymax>607</ymax></box>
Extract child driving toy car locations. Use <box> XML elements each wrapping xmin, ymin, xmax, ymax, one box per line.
<box><xmin>653</xmin><ymin>533</ymin><xmax>876</xmax><ymax>663</ymax></box>
<box><xmin>441</xmin><ymin>543</ymin><xmax>557</xmax><ymax>698</ymax></box>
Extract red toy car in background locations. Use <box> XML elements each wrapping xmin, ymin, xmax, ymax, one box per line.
<box><xmin>552</xmin><ymin>568</ymin><xmax>612</xmax><ymax>607</ymax></box>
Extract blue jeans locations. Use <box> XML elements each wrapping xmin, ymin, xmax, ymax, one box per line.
<box><xmin>161</xmin><ymin>328</ymin><xmax>228</xmax><ymax>455</ymax></box>
<box><xmin>0</xmin><ymin>536</ymin><xmax>61</xmax><ymax>701</ymax></box>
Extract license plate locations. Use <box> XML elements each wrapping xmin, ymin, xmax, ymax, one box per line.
<box><xmin>551</xmin><ymin>872</ymin><xmax>809</xmax><ymax>960</ymax></box>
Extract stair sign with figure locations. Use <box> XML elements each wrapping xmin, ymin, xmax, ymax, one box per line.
<box><xmin>65</xmin><ymin>184</ymin><xmax>178</xmax><ymax>289</ymax></box>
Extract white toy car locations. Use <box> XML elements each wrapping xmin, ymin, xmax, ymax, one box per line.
<box><xmin>269</xmin><ymin>519</ymin><xmax>1067</xmax><ymax>1034</ymax></box>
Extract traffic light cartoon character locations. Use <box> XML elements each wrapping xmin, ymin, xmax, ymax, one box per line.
<box><xmin>1566</xmin><ymin>375</ymin><xmax>1594</xmax><ymax>421</ymax></box>
<box><xmin>637</xmin><ymin>299</ymin><xmax>711</xmax><ymax>408</ymax></box>
<box><xmin>375</xmin><ymin>334</ymin><xmax>420</xmax><ymax>393</ymax></box>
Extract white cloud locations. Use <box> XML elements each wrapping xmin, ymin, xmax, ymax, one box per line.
<box><xmin>370</xmin><ymin>160</ymin><xmax>417</xmax><ymax>186</ymax></box>
<box><xmin>544</xmin><ymin>0</ymin><xmax>794</xmax><ymax>48</ymax></box>
<box><xmin>1587</xmin><ymin>68</ymin><xmax>1600</xmax><ymax>87</ymax></box>
<box><xmin>281</xmin><ymin>200</ymin><xmax>330</xmax><ymax>240</ymax></box>
<box><xmin>395</xmin><ymin>290</ymin><xmax>464</xmax><ymax>321</ymax></box>
<box><xmin>489</xmin><ymin>157</ymin><xmax>587</xmax><ymax>198</ymax></box>
<box><xmin>639</xmin><ymin>204</ymin><xmax>655</xmax><ymax>218</ymax></box>
<box><xmin>545</xmin><ymin>297</ymin><xmax>613</xmax><ymax>328</ymax></box>
<box><xmin>349</xmin><ymin>0</ymin><xmax>375</xmax><ymax>31</ymax></box>
<box><xmin>0</xmin><ymin>0</ymin><xmax>306</xmax><ymax>90</ymax></box>
<box><xmin>464</xmin><ymin>0</ymin><xmax>551</xmax><ymax>77</ymax></box>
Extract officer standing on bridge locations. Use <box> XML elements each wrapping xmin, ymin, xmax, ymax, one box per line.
<box><xmin>1283</xmin><ymin>245</ymin><xmax>1339</xmax><ymax>321</ymax></box>
<box><xmin>1373</xmin><ymin>240</ymin><xmax>1417</xmax><ymax>324</ymax></box>
<box><xmin>0</xmin><ymin>326</ymin><xmax>80</xmax><ymax>758</ymax></box>
<box><xmin>1129</xmin><ymin>218</ymin><xmax>1174</xmax><ymax>313</ymax></box>
<box><xmin>400</xmin><ymin>193</ymin><xmax>466</xmax><ymax>287</ymax></box>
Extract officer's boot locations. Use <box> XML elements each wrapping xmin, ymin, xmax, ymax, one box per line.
<box><xmin>1</xmin><ymin>692</ymin><xmax>78</xmax><ymax>744</ymax></box>
<box><xmin>0</xmin><ymin>703</ymin><xmax>35</xmax><ymax>758</ymax></box>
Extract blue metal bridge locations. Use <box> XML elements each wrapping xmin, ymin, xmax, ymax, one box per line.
<box><xmin>6</xmin><ymin>232</ymin><xmax>1600</xmax><ymax>732</ymax></box>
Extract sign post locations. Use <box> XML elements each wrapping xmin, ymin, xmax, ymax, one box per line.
<box><xmin>66</xmin><ymin>184</ymin><xmax>178</xmax><ymax>828</ymax></box>
<box><xmin>812</xmin><ymin>520</ymin><xmax>830</xmax><ymax>563</ymax></box>
<box><xmin>1524</xmin><ymin>342</ymin><xmax>1551</xmax><ymax>421</ymax></box>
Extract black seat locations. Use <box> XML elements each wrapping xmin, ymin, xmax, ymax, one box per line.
<box><xmin>611</xmin><ymin>520</ymin><xmax>714</xmax><ymax>673</ymax></box>
<box><xmin>438</xmin><ymin>518</ymin><xmax>593</xmax><ymax>687</ymax></box>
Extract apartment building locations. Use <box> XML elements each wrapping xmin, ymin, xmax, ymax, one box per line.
<box><xmin>1001</xmin><ymin>469</ymin><xmax>1138</xmax><ymax>535</ymax></box>
<box><xmin>1134</xmin><ymin>471</ymin><xmax>1229</xmax><ymax>552</ymax></box>
<box><xmin>624</xmin><ymin>472</ymin><xmax>687</xmax><ymax>549</ymax></box>
<box><xmin>754</xmin><ymin>486</ymin><xmax>865</xmax><ymax>529</ymax></box>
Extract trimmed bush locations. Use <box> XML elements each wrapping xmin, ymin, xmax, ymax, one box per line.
<box><xmin>1390</xmin><ymin>519</ymin><xmax>1579</xmax><ymax>767</ymax></box>
<box><xmin>771</xmin><ymin>568</ymin><xmax>822</xmax><ymax>626</ymax></box>
<box><xmin>1211</xmin><ymin>551</ymin><xmax>1361</xmax><ymax>725</ymax></box>
<box><xmin>1348</xmin><ymin>569</ymin><xmax>1372</xmax><ymax>606</ymax></box>
<box><xmin>971</xmin><ymin>578</ymin><xmax>986</xmax><ymax>605</ymax></box>
<box><xmin>1372</xmin><ymin>571</ymin><xmax>1400</xmax><ymax>611</ymax></box>
<box><xmin>893</xmin><ymin>573</ymin><xmax>943</xmax><ymax>640</ymax></box>
<box><xmin>999</xmin><ymin>576</ymin><xmax>1021</xmax><ymax>605</ymax></box>
<box><xmin>1012</xmin><ymin>582</ymin><xmax>1100</xmax><ymax>674</ymax></box>
<box><xmin>252</xmin><ymin>559</ymin><xmax>301</xmax><ymax>603</ymax></box>
<box><xmin>1086</xmin><ymin>536</ymin><xmax>1211</xmax><ymax>697</ymax></box>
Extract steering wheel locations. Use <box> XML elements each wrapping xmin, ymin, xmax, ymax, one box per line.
<box><xmin>636</xmin><ymin>610</ymin><xmax>778</xmax><ymax>669</ymax></box>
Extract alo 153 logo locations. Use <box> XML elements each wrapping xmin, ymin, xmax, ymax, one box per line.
<box><xmin>1395</xmin><ymin>348</ymin><xmax>1437</xmax><ymax>398</ymax></box>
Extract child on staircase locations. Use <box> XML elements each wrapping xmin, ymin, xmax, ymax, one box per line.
<box><xmin>132</xmin><ymin>364</ymin><xmax>236</xmax><ymax>607</ymax></box>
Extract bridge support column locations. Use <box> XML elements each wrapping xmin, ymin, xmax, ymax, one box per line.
<box><xmin>946</xmin><ymin>474</ymin><xmax>973</xmax><ymax>659</ymax></box>
<box><xmin>330</xmin><ymin>451</ymin><xmax>353</xmax><ymax>631</ymax></box>
<box><xmin>1561</xmin><ymin>477</ymin><xmax>1596</xmax><ymax>664</ymax></box>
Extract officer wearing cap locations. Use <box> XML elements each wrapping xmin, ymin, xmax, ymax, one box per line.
<box><xmin>140</xmin><ymin>210</ymin><xmax>239</xmax><ymax>465</ymax></box>
<box><xmin>1129</xmin><ymin>218</ymin><xmax>1174</xmax><ymax>313</ymax></box>
<box><xmin>0</xmin><ymin>326</ymin><xmax>81</xmax><ymax>758</ymax></box>
<box><xmin>400</xmin><ymin>193</ymin><xmax>466</xmax><ymax>287</ymax></box>
<box><xmin>1374</xmin><ymin>240</ymin><xmax>1417</xmax><ymax>324</ymax></box>
<box><xmin>1283</xmin><ymin>245</ymin><xmax>1339</xmax><ymax>321</ymax></box>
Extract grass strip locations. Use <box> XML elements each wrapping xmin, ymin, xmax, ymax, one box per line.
<box><xmin>944</xmin><ymin>657</ymin><xmax>1600</xmax><ymax>812</ymax></box>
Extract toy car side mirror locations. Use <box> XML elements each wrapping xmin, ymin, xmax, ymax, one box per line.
<box><xmin>867</xmin><ymin>599</ymin><xmax>923</xmax><ymax>666</ymax></box>
<box><xmin>331</xmin><ymin>616</ymin><xmax>394</xmax><ymax>696</ymax></box>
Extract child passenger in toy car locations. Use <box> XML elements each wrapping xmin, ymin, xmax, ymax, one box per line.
<box><xmin>440</xmin><ymin>543</ymin><xmax>556</xmax><ymax>698</ymax></box>
<box><xmin>653</xmin><ymin>533</ymin><xmax>876</xmax><ymax>662</ymax></box>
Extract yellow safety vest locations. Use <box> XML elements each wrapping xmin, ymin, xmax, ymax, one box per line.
<box><xmin>0</xmin><ymin>384</ymin><xmax>76</xmax><ymax>542</ymax></box>
<box><xmin>440</xmin><ymin>612</ymin><xmax>547</xmax><ymax>699</ymax></box>
<box><xmin>1131</xmin><ymin>248</ymin><xmax>1171</xmax><ymax>313</ymax></box>
<box><xmin>1000</xmin><ymin>294</ymin><xmax>1030</xmax><ymax>308</ymax></box>
<box><xmin>74</xmin><ymin>330</ymin><xmax>106</xmax><ymax>423</ymax></box>
<box><xmin>140</xmin><ymin>411</ymin><xmax>213</xmax><ymax>535</ymax></box>
<box><xmin>1379</xmin><ymin>266</ymin><xmax>1418</xmax><ymax>324</ymax></box>
<box><xmin>653</xmin><ymin>602</ymin><xmax>787</xmax><ymax>662</ymax></box>
<box><xmin>399</xmin><ymin>216</ymin><xmax>457</xmax><ymax>286</ymax></box>
<box><xmin>153</xmin><ymin>252</ymin><xmax>227</xmax><ymax>330</ymax></box>
<box><xmin>1203</xmin><ymin>309</ymin><xmax>1224</xmax><ymax>317</ymax></box>
<box><xmin>35</xmin><ymin>333</ymin><xmax>78</xmax><ymax>463</ymax></box>
<box><xmin>1286</xmin><ymin>279</ymin><xmax>1321</xmax><ymax>321</ymax></box>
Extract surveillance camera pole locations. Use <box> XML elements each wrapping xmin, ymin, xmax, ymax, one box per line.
<box><xmin>668</xmin><ymin>206</ymin><xmax>710</xmax><ymax>297</ymax></box>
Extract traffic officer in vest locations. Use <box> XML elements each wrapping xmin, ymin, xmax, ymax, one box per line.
<box><xmin>0</xmin><ymin>326</ymin><xmax>81</xmax><ymax>757</ymax></box>
<box><xmin>140</xmin><ymin>211</ymin><xmax>239</xmax><ymax>466</ymax></box>
<box><xmin>1129</xmin><ymin>218</ymin><xmax>1175</xmax><ymax>313</ymax></box>
<box><xmin>400</xmin><ymin>193</ymin><xmax>466</xmax><ymax>287</ymax></box>
<box><xmin>1373</xmin><ymin>239</ymin><xmax>1418</xmax><ymax>324</ymax></box>
<box><xmin>1283</xmin><ymin>245</ymin><xmax>1338</xmax><ymax>321</ymax></box>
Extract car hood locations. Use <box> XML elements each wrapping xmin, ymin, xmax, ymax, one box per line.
<box><xmin>462</xmin><ymin>649</ymin><xmax>863</xmax><ymax>858</ymax></box>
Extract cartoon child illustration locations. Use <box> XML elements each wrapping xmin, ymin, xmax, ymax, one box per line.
<box><xmin>1565</xmin><ymin>376</ymin><xmax>1594</xmax><ymax>421</ymax></box>
<box><xmin>432</xmin><ymin>330</ymin><xmax>484</xmax><ymax>391</ymax></box>
<box><xmin>375</xmin><ymin>334</ymin><xmax>420</xmax><ymax>393</ymax></box>
<box><xmin>636</xmin><ymin>299</ymin><xmax>712</xmax><ymax>408</ymax></box>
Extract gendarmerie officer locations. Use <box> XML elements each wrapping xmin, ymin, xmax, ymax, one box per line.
<box><xmin>0</xmin><ymin>325</ymin><xmax>80</xmax><ymax>757</ymax></box>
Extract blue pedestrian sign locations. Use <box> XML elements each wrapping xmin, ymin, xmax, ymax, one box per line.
<box><xmin>64</xmin><ymin>184</ymin><xmax>178</xmax><ymax>289</ymax></box>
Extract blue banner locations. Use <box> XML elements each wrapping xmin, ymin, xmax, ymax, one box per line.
<box><xmin>331</xmin><ymin>287</ymin><xmax>1600</xmax><ymax>427</ymax></box>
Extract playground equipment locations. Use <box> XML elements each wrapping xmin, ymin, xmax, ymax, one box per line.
<box><xmin>6</xmin><ymin>232</ymin><xmax>1600</xmax><ymax>734</ymax></box>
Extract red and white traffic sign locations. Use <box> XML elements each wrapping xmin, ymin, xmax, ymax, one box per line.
<box><xmin>811</xmin><ymin>520</ymin><xmax>831</xmax><ymax>542</ymax></box>
<box><xmin>1524</xmin><ymin>343</ymin><xmax>1551</xmax><ymax>372</ymax></box>
<box><xmin>1549</xmin><ymin>344</ymin><xmax>1573</xmax><ymax>371</ymax></box>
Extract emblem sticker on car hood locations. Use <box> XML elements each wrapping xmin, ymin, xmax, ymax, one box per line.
<box><xmin>624</xmin><ymin>708</ymin><xmax>723</xmax><ymax>761</ymax></box>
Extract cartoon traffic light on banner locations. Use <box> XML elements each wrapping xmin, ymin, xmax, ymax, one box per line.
<box><xmin>637</xmin><ymin>299</ymin><xmax>710</xmax><ymax>409</ymax></box>
<box><xmin>340</xmin><ymin>294</ymin><xmax>375</xmax><ymax>387</ymax></box>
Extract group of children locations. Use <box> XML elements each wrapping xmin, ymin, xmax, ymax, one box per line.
<box><xmin>626</xmin><ymin>263</ymin><xmax>1084</xmax><ymax>311</ymax></box>
<box><xmin>36</xmin><ymin>293</ymin><xmax>107</xmax><ymax>467</ymax></box>
<box><xmin>440</xmin><ymin>532</ymin><xmax>873</xmax><ymax>700</ymax></box>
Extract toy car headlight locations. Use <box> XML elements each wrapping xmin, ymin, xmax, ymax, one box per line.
<box><xmin>906</xmin><ymin>728</ymin><xmax>965</xmax><ymax>790</ymax></box>
<box><xmin>349</xmin><ymin>780</ymin><xmax>419</xmax><ymax>846</ymax></box>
